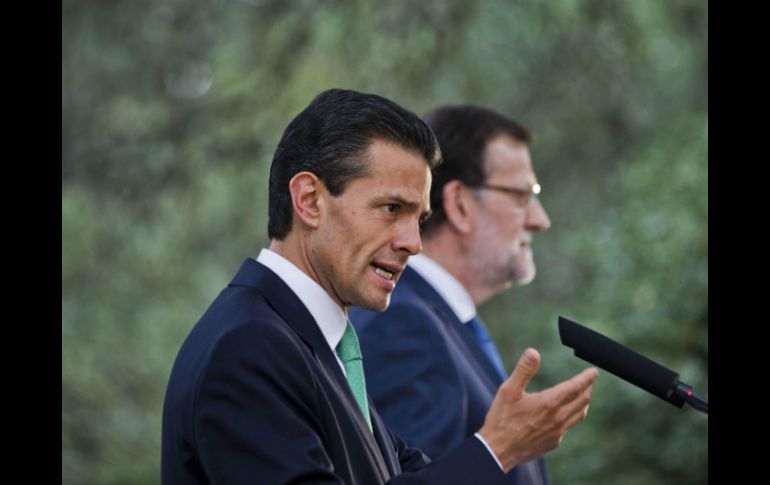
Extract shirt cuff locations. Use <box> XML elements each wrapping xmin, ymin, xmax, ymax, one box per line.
<box><xmin>474</xmin><ymin>432</ymin><xmax>504</xmax><ymax>472</ymax></box>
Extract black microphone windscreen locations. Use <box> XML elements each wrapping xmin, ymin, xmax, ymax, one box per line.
<box><xmin>558</xmin><ymin>316</ymin><xmax>684</xmax><ymax>407</ymax></box>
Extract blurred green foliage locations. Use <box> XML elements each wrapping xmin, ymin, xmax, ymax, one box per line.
<box><xmin>62</xmin><ymin>1</ymin><xmax>707</xmax><ymax>483</ymax></box>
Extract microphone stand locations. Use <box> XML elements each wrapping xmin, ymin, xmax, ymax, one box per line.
<box><xmin>672</xmin><ymin>381</ymin><xmax>708</xmax><ymax>414</ymax></box>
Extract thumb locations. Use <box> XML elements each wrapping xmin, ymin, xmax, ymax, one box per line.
<box><xmin>504</xmin><ymin>348</ymin><xmax>541</xmax><ymax>398</ymax></box>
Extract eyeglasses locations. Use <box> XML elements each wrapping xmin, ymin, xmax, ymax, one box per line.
<box><xmin>477</xmin><ymin>182</ymin><xmax>541</xmax><ymax>209</ymax></box>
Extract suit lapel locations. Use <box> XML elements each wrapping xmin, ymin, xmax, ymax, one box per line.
<box><xmin>403</xmin><ymin>267</ymin><xmax>505</xmax><ymax>389</ymax></box>
<box><xmin>230</xmin><ymin>259</ymin><xmax>392</xmax><ymax>479</ymax></box>
<box><xmin>369</xmin><ymin>400</ymin><xmax>399</xmax><ymax>479</ymax></box>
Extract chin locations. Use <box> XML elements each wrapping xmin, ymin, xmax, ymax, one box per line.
<box><xmin>371</xmin><ymin>297</ymin><xmax>392</xmax><ymax>312</ymax></box>
<box><xmin>354</xmin><ymin>294</ymin><xmax>392</xmax><ymax>313</ymax></box>
<box><xmin>515</xmin><ymin>269</ymin><xmax>536</xmax><ymax>285</ymax></box>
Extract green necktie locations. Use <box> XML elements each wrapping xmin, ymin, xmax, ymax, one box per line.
<box><xmin>336</xmin><ymin>321</ymin><xmax>372</xmax><ymax>431</ymax></box>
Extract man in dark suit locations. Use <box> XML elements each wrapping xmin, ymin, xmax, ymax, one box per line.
<box><xmin>351</xmin><ymin>106</ymin><xmax>552</xmax><ymax>484</ymax></box>
<box><xmin>162</xmin><ymin>90</ymin><xmax>598</xmax><ymax>484</ymax></box>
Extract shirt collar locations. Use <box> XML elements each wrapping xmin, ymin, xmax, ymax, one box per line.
<box><xmin>408</xmin><ymin>253</ymin><xmax>477</xmax><ymax>323</ymax></box>
<box><xmin>256</xmin><ymin>248</ymin><xmax>348</xmax><ymax>352</ymax></box>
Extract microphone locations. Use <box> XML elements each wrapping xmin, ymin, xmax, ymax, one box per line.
<box><xmin>558</xmin><ymin>316</ymin><xmax>707</xmax><ymax>414</ymax></box>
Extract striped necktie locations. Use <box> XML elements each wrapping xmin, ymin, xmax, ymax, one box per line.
<box><xmin>336</xmin><ymin>321</ymin><xmax>372</xmax><ymax>431</ymax></box>
<box><xmin>466</xmin><ymin>316</ymin><xmax>508</xmax><ymax>381</ymax></box>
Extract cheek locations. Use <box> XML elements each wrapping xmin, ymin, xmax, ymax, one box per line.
<box><xmin>508</xmin><ymin>227</ymin><xmax>524</xmax><ymax>243</ymax></box>
<box><xmin>336</xmin><ymin>213</ymin><xmax>376</xmax><ymax>266</ymax></box>
<box><xmin>502</xmin><ymin>215</ymin><xmax>526</xmax><ymax>238</ymax></box>
<box><xmin>327</xmin><ymin>207</ymin><xmax>361</xmax><ymax>242</ymax></box>
<box><xmin>480</xmin><ymin>212</ymin><xmax>511</xmax><ymax>241</ymax></box>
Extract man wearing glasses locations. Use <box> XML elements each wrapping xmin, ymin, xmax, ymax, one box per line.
<box><xmin>351</xmin><ymin>106</ymin><xmax>552</xmax><ymax>485</ymax></box>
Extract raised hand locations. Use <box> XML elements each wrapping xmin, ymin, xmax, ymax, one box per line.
<box><xmin>478</xmin><ymin>348</ymin><xmax>599</xmax><ymax>472</ymax></box>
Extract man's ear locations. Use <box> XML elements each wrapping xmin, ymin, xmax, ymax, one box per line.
<box><xmin>289</xmin><ymin>171</ymin><xmax>322</xmax><ymax>230</ymax></box>
<box><xmin>442</xmin><ymin>180</ymin><xmax>475</xmax><ymax>234</ymax></box>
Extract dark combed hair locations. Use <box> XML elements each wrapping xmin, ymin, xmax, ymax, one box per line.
<box><xmin>268</xmin><ymin>88</ymin><xmax>442</xmax><ymax>240</ymax></box>
<box><xmin>420</xmin><ymin>105</ymin><xmax>533</xmax><ymax>237</ymax></box>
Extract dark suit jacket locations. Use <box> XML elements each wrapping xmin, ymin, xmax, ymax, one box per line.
<box><xmin>350</xmin><ymin>267</ymin><xmax>550</xmax><ymax>485</ymax></box>
<box><xmin>161</xmin><ymin>259</ymin><xmax>509</xmax><ymax>484</ymax></box>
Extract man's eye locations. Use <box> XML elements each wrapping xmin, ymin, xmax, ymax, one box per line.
<box><xmin>515</xmin><ymin>193</ymin><xmax>531</xmax><ymax>206</ymax></box>
<box><xmin>384</xmin><ymin>204</ymin><xmax>398</xmax><ymax>214</ymax></box>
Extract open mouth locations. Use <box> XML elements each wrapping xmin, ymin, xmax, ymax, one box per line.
<box><xmin>371</xmin><ymin>264</ymin><xmax>395</xmax><ymax>280</ymax></box>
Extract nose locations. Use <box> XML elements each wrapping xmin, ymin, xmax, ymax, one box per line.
<box><xmin>526</xmin><ymin>197</ymin><xmax>551</xmax><ymax>231</ymax></box>
<box><xmin>394</xmin><ymin>218</ymin><xmax>423</xmax><ymax>255</ymax></box>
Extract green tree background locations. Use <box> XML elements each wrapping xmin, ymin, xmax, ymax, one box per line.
<box><xmin>62</xmin><ymin>1</ymin><xmax>707</xmax><ymax>483</ymax></box>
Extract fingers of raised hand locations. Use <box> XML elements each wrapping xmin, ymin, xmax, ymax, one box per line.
<box><xmin>501</xmin><ymin>348</ymin><xmax>542</xmax><ymax>399</ymax></box>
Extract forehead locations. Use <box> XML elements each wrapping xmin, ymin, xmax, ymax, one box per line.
<box><xmin>483</xmin><ymin>134</ymin><xmax>534</xmax><ymax>179</ymax></box>
<box><xmin>360</xmin><ymin>139</ymin><xmax>432</xmax><ymax>192</ymax></box>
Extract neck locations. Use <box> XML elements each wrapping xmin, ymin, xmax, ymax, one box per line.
<box><xmin>421</xmin><ymin>232</ymin><xmax>498</xmax><ymax>306</ymax></box>
<box><xmin>268</xmin><ymin>238</ymin><xmax>303</xmax><ymax>272</ymax></box>
<box><xmin>269</xmin><ymin>235</ymin><xmax>347</xmax><ymax>311</ymax></box>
